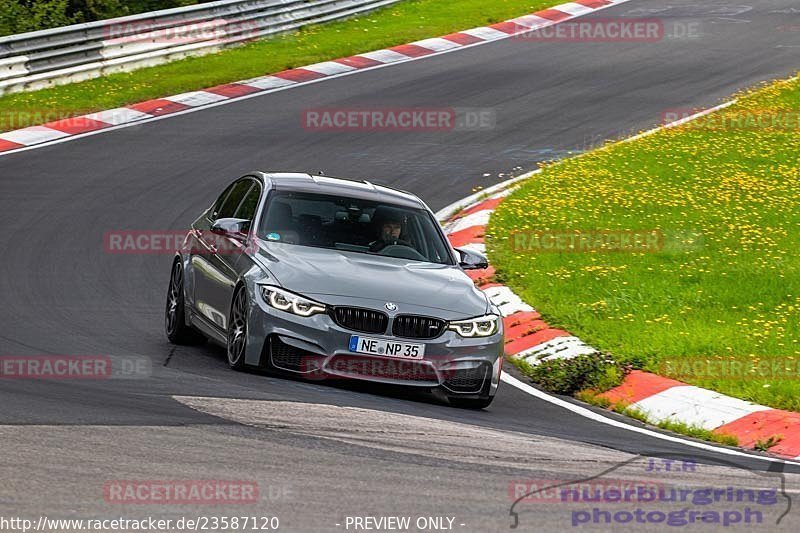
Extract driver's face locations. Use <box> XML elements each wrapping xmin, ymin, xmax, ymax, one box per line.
<box><xmin>382</xmin><ymin>221</ymin><xmax>402</xmax><ymax>239</ymax></box>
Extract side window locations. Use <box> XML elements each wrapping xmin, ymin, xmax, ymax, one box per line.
<box><xmin>210</xmin><ymin>183</ymin><xmax>236</xmax><ymax>221</ymax></box>
<box><xmin>235</xmin><ymin>182</ymin><xmax>262</xmax><ymax>223</ymax></box>
<box><xmin>216</xmin><ymin>180</ymin><xmax>252</xmax><ymax>220</ymax></box>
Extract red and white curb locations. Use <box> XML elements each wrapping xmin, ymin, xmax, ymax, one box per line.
<box><xmin>0</xmin><ymin>0</ymin><xmax>633</xmax><ymax>156</ymax></box>
<box><xmin>439</xmin><ymin>185</ymin><xmax>800</xmax><ymax>460</ymax></box>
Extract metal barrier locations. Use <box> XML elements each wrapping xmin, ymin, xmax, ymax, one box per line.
<box><xmin>0</xmin><ymin>0</ymin><xmax>400</xmax><ymax>95</ymax></box>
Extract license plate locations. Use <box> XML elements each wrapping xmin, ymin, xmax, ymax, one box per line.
<box><xmin>348</xmin><ymin>336</ymin><xmax>425</xmax><ymax>359</ymax></box>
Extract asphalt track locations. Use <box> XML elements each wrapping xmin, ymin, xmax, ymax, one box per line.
<box><xmin>1</xmin><ymin>0</ymin><xmax>800</xmax><ymax>530</ymax></box>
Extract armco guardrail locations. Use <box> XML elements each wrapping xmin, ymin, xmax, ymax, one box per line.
<box><xmin>0</xmin><ymin>0</ymin><xmax>400</xmax><ymax>96</ymax></box>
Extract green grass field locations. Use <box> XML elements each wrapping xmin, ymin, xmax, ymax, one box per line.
<box><xmin>0</xmin><ymin>0</ymin><xmax>555</xmax><ymax>133</ymax></box>
<box><xmin>489</xmin><ymin>74</ymin><xmax>800</xmax><ymax>412</ymax></box>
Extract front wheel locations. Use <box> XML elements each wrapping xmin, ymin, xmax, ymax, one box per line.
<box><xmin>227</xmin><ymin>287</ymin><xmax>249</xmax><ymax>370</ymax></box>
<box><xmin>448</xmin><ymin>396</ymin><xmax>494</xmax><ymax>410</ymax></box>
<box><xmin>165</xmin><ymin>261</ymin><xmax>204</xmax><ymax>344</ymax></box>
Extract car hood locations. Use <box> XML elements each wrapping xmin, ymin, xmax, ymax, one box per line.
<box><xmin>254</xmin><ymin>241</ymin><xmax>488</xmax><ymax>317</ymax></box>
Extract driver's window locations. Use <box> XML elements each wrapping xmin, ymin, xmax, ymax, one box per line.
<box><xmin>209</xmin><ymin>183</ymin><xmax>236</xmax><ymax>221</ymax></box>
<box><xmin>235</xmin><ymin>182</ymin><xmax>261</xmax><ymax>228</ymax></box>
<box><xmin>216</xmin><ymin>180</ymin><xmax>252</xmax><ymax>220</ymax></box>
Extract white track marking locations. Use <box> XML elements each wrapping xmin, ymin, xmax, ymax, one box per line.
<box><xmin>483</xmin><ymin>285</ymin><xmax>535</xmax><ymax>315</ymax></box>
<box><xmin>0</xmin><ymin>126</ymin><xmax>69</xmax><ymax>145</ymax></box>
<box><xmin>239</xmin><ymin>75</ymin><xmax>296</xmax><ymax>90</ymax></box>
<box><xmin>84</xmin><ymin>107</ymin><xmax>152</xmax><ymax>125</ymax></box>
<box><xmin>517</xmin><ymin>336</ymin><xmax>597</xmax><ymax>363</ymax></box>
<box><xmin>443</xmin><ymin>209</ymin><xmax>492</xmax><ymax>234</ymax></box>
<box><xmin>457</xmin><ymin>242</ymin><xmax>486</xmax><ymax>255</ymax></box>
<box><xmin>555</xmin><ymin>2</ymin><xmax>595</xmax><ymax>16</ymax></box>
<box><xmin>412</xmin><ymin>37</ymin><xmax>462</xmax><ymax>52</ymax></box>
<box><xmin>510</xmin><ymin>15</ymin><xmax>554</xmax><ymax>29</ymax></box>
<box><xmin>460</xmin><ymin>27</ymin><xmax>510</xmax><ymax>41</ymax></box>
<box><xmin>630</xmin><ymin>386</ymin><xmax>772</xmax><ymax>431</ymax></box>
<box><xmin>301</xmin><ymin>61</ymin><xmax>357</xmax><ymax>75</ymax></box>
<box><xmin>358</xmin><ymin>49</ymin><xmax>411</xmax><ymax>63</ymax></box>
<box><xmin>164</xmin><ymin>91</ymin><xmax>229</xmax><ymax>107</ymax></box>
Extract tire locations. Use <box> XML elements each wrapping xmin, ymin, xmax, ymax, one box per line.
<box><xmin>448</xmin><ymin>396</ymin><xmax>494</xmax><ymax>409</ymax></box>
<box><xmin>227</xmin><ymin>286</ymin><xmax>249</xmax><ymax>370</ymax></box>
<box><xmin>165</xmin><ymin>261</ymin><xmax>205</xmax><ymax>345</ymax></box>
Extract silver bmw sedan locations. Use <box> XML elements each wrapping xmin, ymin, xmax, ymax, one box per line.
<box><xmin>166</xmin><ymin>172</ymin><xmax>503</xmax><ymax>408</ymax></box>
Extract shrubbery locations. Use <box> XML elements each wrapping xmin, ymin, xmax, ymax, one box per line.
<box><xmin>0</xmin><ymin>0</ymin><xmax>204</xmax><ymax>36</ymax></box>
<box><xmin>518</xmin><ymin>353</ymin><xmax>629</xmax><ymax>395</ymax></box>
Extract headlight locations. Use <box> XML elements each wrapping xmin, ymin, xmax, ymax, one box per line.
<box><xmin>259</xmin><ymin>286</ymin><xmax>327</xmax><ymax>317</ymax></box>
<box><xmin>448</xmin><ymin>314</ymin><xmax>499</xmax><ymax>337</ymax></box>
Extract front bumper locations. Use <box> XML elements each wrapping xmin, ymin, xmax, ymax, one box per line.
<box><xmin>243</xmin><ymin>294</ymin><xmax>503</xmax><ymax>397</ymax></box>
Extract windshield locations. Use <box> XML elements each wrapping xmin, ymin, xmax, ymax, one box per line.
<box><xmin>258</xmin><ymin>191</ymin><xmax>454</xmax><ymax>265</ymax></box>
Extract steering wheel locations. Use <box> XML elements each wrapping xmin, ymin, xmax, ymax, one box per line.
<box><xmin>377</xmin><ymin>244</ymin><xmax>427</xmax><ymax>261</ymax></box>
<box><xmin>370</xmin><ymin>238</ymin><xmax>411</xmax><ymax>252</ymax></box>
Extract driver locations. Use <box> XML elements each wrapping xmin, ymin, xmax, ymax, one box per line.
<box><xmin>369</xmin><ymin>209</ymin><xmax>411</xmax><ymax>252</ymax></box>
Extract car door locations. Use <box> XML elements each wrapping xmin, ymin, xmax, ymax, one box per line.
<box><xmin>191</xmin><ymin>178</ymin><xmax>254</xmax><ymax>331</ymax></box>
<box><xmin>227</xmin><ymin>179</ymin><xmax>264</xmax><ymax>296</ymax></box>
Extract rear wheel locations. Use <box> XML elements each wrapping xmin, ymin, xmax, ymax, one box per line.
<box><xmin>227</xmin><ymin>287</ymin><xmax>249</xmax><ymax>370</ymax></box>
<box><xmin>448</xmin><ymin>396</ymin><xmax>494</xmax><ymax>409</ymax></box>
<box><xmin>165</xmin><ymin>261</ymin><xmax>204</xmax><ymax>344</ymax></box>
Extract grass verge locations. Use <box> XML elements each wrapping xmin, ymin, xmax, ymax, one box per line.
<box><xmin>0</xmin><ymin>0</ymin><xmax>555</xmax><ymax>133</ymax></box>
<box><xmin>492</xmin><ymin>73</ymin><xmax>800</xmax><ymax>412</ymax></box>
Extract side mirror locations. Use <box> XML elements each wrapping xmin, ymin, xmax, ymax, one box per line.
<box><xmin>456</xmin><ymin>247</ymin><xmax>489</xmax><ymax>270</ymax></box>
<box><xmin>210</xmin><ymin>218</ymin><xmax>250</xmax><ymax>241</ymax></box>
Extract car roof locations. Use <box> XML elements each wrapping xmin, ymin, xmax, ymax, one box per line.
<box><xmin>256</xmin><ymin>172</ymin><xmax>426</xmax><ymax>209</ymax></box>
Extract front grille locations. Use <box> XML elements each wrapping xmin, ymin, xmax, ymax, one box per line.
<box><xmin>327</xmin><ymin>354</ymin><xmax>437</xmax><ymax>383</ymax></box>
<box><xmin>443</xmin><ymin>364</ymin><xmax>490</xmax><ymax>393</ymax></box>
<box><xmin>392</xmin><ymin>314</ymin><xmax>446</xmax><ymax>339</ymax></box>
<box><xmin>331</xmin><ymin>307</ymin><xmax>388</xmax><ymax>334</ymax></box>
